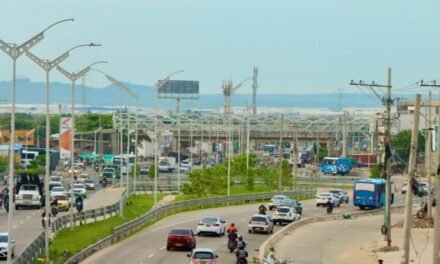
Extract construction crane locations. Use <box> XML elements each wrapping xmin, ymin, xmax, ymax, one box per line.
<box><xmin>222</xmin><ymin>77</ymin><xmax>253</xmax><ymax>116</ymax></box>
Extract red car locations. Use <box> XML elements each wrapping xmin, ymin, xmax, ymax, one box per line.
<box><xmin>166</xmin><ymin>228</ymin><xmax>196</xmax><ymax>251</ymax></box>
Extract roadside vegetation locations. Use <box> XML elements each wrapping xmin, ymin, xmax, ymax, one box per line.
<box><xmin>39</xmin><ymin>194</ymin><xmax>162</xmax><ymax>264</ymax></box>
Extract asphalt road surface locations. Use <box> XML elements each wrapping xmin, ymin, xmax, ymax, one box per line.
<box><xmin>81</xmin><ymin>195</ymin><xmax>363</xmax><ymax>264</ymax></box>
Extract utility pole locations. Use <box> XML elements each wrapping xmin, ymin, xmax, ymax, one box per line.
<box><xmin>350</xmin><ymin>67</ymin><xmax>393</xmax><ymax>246</ymax></box>
<box><xmin>400</xmin><ymin>94</ymin><xmax>421</xmax><ymax>264</ymax></box>
<box><xmin>252</xmin><ymin>67</ymin><xmax>258</xmax><ymax>115</ymax></box>
<box><xmin>427</xmin><ymin>91</ymin><xmax>433</xmax><ymax>218</ymax></box>
<box><xmin>292</xmin><ymin>123</ymin><xmax>298</xmax><ymax>188</ymax></box>
<box><xmin>278</xmin><ymin>114</ymin><xmax>284</xmax><ymax>191</ymax></box>
<box><xmin>420</xmin><ymin>80</ymin><xmax>440</xmax><ymax>263</ymax></box>
<box><xmin>342</xmin><ymin>111</ymin><xmax>347</xmax><ymax>157</ymax></box>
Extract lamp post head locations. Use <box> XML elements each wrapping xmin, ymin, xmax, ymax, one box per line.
<box><xmin>89</xmin><ymin>43</ymin><xmax>102</xmax><ymax>47</ymax></box>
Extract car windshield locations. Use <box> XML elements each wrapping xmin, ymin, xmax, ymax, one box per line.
<box><xmin>51</xmin><ymin>176</ymin><xmax>61</xmax><ymax>181</ymax></box>
<box><xmin>103</xmin><ymin>168</ymin><xmax>114</xmax><ymax>172</ymax></box>
<box><xmin>273</xmin><ymin>196</ymin><xmax>285</xmax><ymax>201</ymax></box>
<box><xmin>20</xmin><ymin>185</ymin><xmax>37</xmax><ymax>191</ymax></box>
<box><xmin>170</xmin><ymin>229</ymin><xmax>191</xmax><ymax>235</ymax></box>
<box><xmin>73</xmin><ymin>184</ymin><xmax>84</xmax><ymax>189</ymax></box>
<box><xmin>320</xmin><ymin>193</ymin><xmax>331</xmax><ymax>197</ymax></box>
<box><xmin>193</xmin><ymin>252</ymin><xmax>214</xmax><ymax>259</ymax></box>
<box><xmin>277</xmin><ymin>207</ymin><xmax>290</xmax><ymax>213</ymax></box>
<box><xmin>251</xmin><ymin>216</ymin><xmax>267</xmax><ymax>222</ymax></box>
<box><xmin>52</xmin><ymin>187</ymin><xmax>64</xmax><ymax>192</ymax></box>
<box><xmin>201</xmin><ymin>217</ymin><xmax>218</xmax><ymax>223</ymax></box>
<box><xmin>84</xmin><ymin>179</ymin><xmax>94</xmax><ymax>183</ymax></box>
<box><xmin>0</xmin><ymin>235</ymin><xmax>8</xmax><ymax>243</ymax></box>
<box><xmin>329</xmin><ymin>190</ymin><xmax>340</xmax><ymax>194</ymax></box>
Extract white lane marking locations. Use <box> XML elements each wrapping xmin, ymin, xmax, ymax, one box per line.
<box><xmin>32</xmin><ymin>212</ymin><xmax>36</xmax><ymax>216</ymax></box>
<box><xmin>238</xmin><ymin>218</ymin><xmax>246</xmax><ymax>222</ymax></box>
<box><xmin>148</xmin><ymin>254</ymin><xmax>154</xmax><ymax>258</ymax></box>
<box><xmin>222</xmin><ymin>241</ymin><xmax>227</xmax><ymax>244</ymax></box>
<box><xmin>160</xmin><ymin>246</ymin><xmax>165</xmax><ymax>250</ymax></box>
<box><xmin>26</xmin><ymin>216</ymin><xmax>30</xmax><ymax>220</ymax></box>
<box><xmin>19</xmin><ymin>220</ymin><xmax>24</xmax><ymax>224</ymax></box>
<box><xmin>13</xmin><ymin>225</ymin><xmax>17</xmax><ymax>229</ymax></box>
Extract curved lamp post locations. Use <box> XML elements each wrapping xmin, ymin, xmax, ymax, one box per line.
<box><xmin>57</xmin><ymin>60</ymin><xmax>107</xmax><ymax>229</ymax></box>
<box><xmin>0</xmin><ymin>18</ymin><xmax>74</xmax><ymax>264</ymax></box>
<box><xmin>26</xmin><ymin>42</ymin><xmax>100</xmax><ymax>262</ymax></box>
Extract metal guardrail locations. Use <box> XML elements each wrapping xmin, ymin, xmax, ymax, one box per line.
<box><xmin>65</xmin><ymin>187</ymin><xmax>316</xmax><ymax>264</ymax></box>
<box><xmin>13</xmin><ymin>189</ymin><xmax>127</xmax><ymax>264</ymax></box>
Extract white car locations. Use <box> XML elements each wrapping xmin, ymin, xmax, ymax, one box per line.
<box><xmin>196</xmin><ymin>216</ymin><xmax>226</xmax><ymax>236</ymax></box>
<box><xmin>187</xmin><ymin>248</ymin><xmax>218</xmax><ymax>264</ymax></box>
<box><xmin>328</xmin><ymin>189</ymin><xmax>349</xmax><ymax>204</ymax></box>
<box><xmin>50</xmin><ymin>186</ymin><xmax>66</xmax><ymax>197</ymax></box>
<box><xmin>49</xmin><ymin>175</ymin><xmax>63</xmax><ymax>185</ymax></box>
<box><xmin>248</xmin><ymin>214</ymin><xmax>274</xmax><ymax>234</ymax></box>
<box><xmin>268</xmin><ymin>195</ymin><xmax>289</xmax><ymax>210</ymax></box>
<box><xmin>181</xmin><ymin>159</ymin><xmax>192</xmax><ymax>168</ymax></box>
<box><xmin>272</xmin><ymin>206</ymin><xmax>301</xmax><ymax>225</ymax></box>
<box><xmin>0</xmin><ymin>233</ymin><xmax>15</xmax><ymax>258</ymax></box>
<box><xmin>73</xmin><ymin>183</ymin><xmax>87</xmax><ymax>198</ymax></box>
<box><xmin>316</xmin><ymin>192</ymin><xmax>340</xmax><ymax>207</ymax></box>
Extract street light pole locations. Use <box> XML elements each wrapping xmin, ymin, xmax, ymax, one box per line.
<box><xmin>0</xmin><ymin>18</ymin><xmax>74</xmax><ymax>264</ymax></box>
<box><xmin>26</xmin><ymin>43</ymin><xmax>98</xmax><ymax>261</ymax></box>
<box><xmin>57</xmin><ymin>60</ymin><xmax>106</xmax><ymax>228</ymax></box>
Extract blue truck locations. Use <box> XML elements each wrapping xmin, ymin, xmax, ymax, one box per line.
<box><xmin>321</xmin><ymin>157</ymin><xmax>351</xmax><ymax>176</ymax></box>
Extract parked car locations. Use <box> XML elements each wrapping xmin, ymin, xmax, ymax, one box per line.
<box><xmin>316</xmin><ymin>192</ymin><xmax>340</xmax><ymax>207</ymax></box>
<box><xmin>187</xmin><ymin>248</ymin><xmax>218</xmax><ymax>264</ymax></box>
<box><xmin>272</xmin><ymin>206</ymin><xmax>301</xmax><ymax>225</ymax></box>
<box><xmin>181</xmin><ymin>159</ymin><xmax>192</xmax><ymax>169</ymax></box>
<box><xmin>248</xmin><ymin>214</ymin><xmax>274</xmax><ymax>234</ymax></box>
<box><xmin>84</xmin><ymin>179</ymin><xmax>96</xmax><ymax>190</ymax></box>
<box><xmin>166</xmin><ymin>228</ymin><xmax>196</xmax><ymax>251</ymax></box>
<box><xmin>196</xmin><ymin>216</ymin><xmax>226</xmax><ymax>236</ymax></box>
<box><xmin>268</xmin><ymin>195</ymin><xmax>289</xmax><ymax>210</ymax></box>
<box><xmin>51</xmin><ymin>194</ymin><xmax>70</xmax><ymax>211</ymax></box>
<box><xmin>0</xmin><ymin>233</ymin><xmax>15</xmax><ymax>258</ymax></box>
<box><xmin>180</xmin><ymin>166</ymin><xmax>191</xmax><ymax>174</ymax></box>
<box><xmin>279</xmin><ymin>198</ymin><xmax>303</xmax><ymax>215</ymax></box>
<box><xmin>73</xmin><ymin>183</ymin><xmax>87</xmax><ymax>198</ymax></box>
<box><xmin>140</xmin><ymin>165</ymin><xmax>149</xmax><ymax>175</ymax></box>
<box><xmin>328</xmin><ymin>189</ymin><xmax>349</xmax><ymax>204</ymax></box>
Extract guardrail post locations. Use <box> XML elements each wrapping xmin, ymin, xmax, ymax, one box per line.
<box><xmin>103</xmin><ymin>207</ymin><xmax>106</xmax><ymax>220</ymax></box>
<box><xmin>94</xmin><ymin>209</ymin><xmax>97</xmax><ymax>222</ymax></box>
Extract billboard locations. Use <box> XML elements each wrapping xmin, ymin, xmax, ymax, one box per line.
<box><xmin>60</xmin><ymin>118</ymin><xmax>72</xmax><ymax>160</ymax></box>
<box><xmin>1</xmin><ymin>129</ymin><xmax>35</xmax><ymax>145</ymax></box>
<box><xmin>157</xmin><ymin>80</ymin><xmax>199</xmax><ymax>99</ymax></box>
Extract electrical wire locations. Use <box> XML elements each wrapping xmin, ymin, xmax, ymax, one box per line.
<box><xmin>417</xmin><ymin>229</ymin><xmax>430</xmax><ymax>264</ymax></box>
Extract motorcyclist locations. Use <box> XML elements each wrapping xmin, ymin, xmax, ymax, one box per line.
<box><xmin>326</xmin><ymin>198</ymin><xmax>334</xmax><ymax>214</ymax></box>
<box><xmin>227</xmin><ymin>223</ymin><xmax>239</xmax><ymax>250</ymax></box>
<box><xmin>75</xmin><ymin>196</ymin><xmax>84</xmax><ymax>212</ymax></box>
<box><xmin>259</xmin><ymin>204</ymin><xmax>267</xmax><ymax>215</ymax></box>
<box><xmin>237</xmin><ymin>235</ymin><xmax>247</xmax><ymax>249</ymax></box>
<box><xmin>235</xmin><ymin>244</ymin><xmax>248</xmax><ymax>264</ymax></box>
<box><xmin>3</xmin><ymin>192</ymin><xmax>9</xmax><ymax>213</ymax></box>
<box><xmin>41</xmin><ymin>209</ymin><xmax>50</xmax><ymax>228</ymax></box>
<box><xmin>227</xmin><ymin>223</ymin><xmax>238</xmax><ymax>234</ymax></box>
<box><xmin>50</xmin><ymin>198</ymin><xmax>59</xmax><ymax>217</ymax></box>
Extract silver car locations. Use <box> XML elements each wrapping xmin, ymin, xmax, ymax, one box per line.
<box><xmin>0</xmin><ymin>233</ymin><xmax>15</xmax><ymax>258</ymax></box>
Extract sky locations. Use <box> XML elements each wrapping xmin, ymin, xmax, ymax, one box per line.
<box><xmin>0</xmin><ymin>0</ymin><xmax>439</xmax><ymax>95</ymax></box>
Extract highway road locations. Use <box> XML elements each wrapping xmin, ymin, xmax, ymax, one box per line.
<box><xmin>0</xmin><ymin>169</ymin><xmax>122</xmax><ymax>259</ymax></box>
<box><xmin>81</xmin><ymin>191</ymin><xmax>365</xmax><ymax>264</ymax></box>
<box><xmin>275</xmin><ymin>213</ymin><xmax>404</xmax><ymax>264</ymax></box>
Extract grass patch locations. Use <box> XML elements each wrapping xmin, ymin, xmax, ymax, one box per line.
<box><xmin>46</xmin><ymin>194</ymin><xmax>163</xmax><ymax>264</ymax></box>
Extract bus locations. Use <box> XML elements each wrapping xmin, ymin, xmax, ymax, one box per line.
<box><xmin>112</xmin><ymin>154</ymin><xmax>135</xmax><ymax>167</ymax></box>
<box><xmin>263</xmin><ymin>144</ymin><xmax>277</xmax><ymax>155</ymax></box>
<box><xmin>353</xmin><ymin>179</ymin><xmax>395</xmax><ymax>210</ymax></box>
<box><xmin>321</xmin><ymin>157</ymin><xmax>351</xmax><ymax>176</ymax></box>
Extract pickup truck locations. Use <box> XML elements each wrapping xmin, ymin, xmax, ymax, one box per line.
<box><xmin>15</xmin><ymin>184</ymin><xmax>41</xmax><ymax>210</ymax></box>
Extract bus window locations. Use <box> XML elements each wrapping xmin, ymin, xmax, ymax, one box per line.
<box><xmin>354</xmin><ymin>182</ymin><xmax>375</xmax><ymax>192</ymax></box>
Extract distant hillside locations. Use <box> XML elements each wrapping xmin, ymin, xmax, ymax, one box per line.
<box><xmin>0</xmin><ymin>78</ymin><xmax>388</xmax><ymax>111</ymax></box>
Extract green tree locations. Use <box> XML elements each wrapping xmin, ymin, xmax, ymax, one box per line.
<box><xmin>391</xmin><ymin>130</ymin><xmax>425</xmax><ymax>165</ymax></box>
<box><xmin>0</xmin><ymin>156</ymin><xmax>8</xmax><ymax>173</ymax></box>
<box><xmin>148</xmin><ymin>164</ymin><xmax>156</xmax><ymax>179</ymax></box>
<box><xmin>370</xmin><ymin>164</ymin><xmax>381</xmax><ymax>178</ymax></box>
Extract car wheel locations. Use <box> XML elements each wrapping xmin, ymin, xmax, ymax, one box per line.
<box><xmin>346</xmin><ymin>199</ymin><xmax>349</xmax><ymax>204</ymax></box>
<box><xmin>197</xmin><ymin>232</ymin><xmax>201</xmax><ymax>236</ymax></box>
<box><xmin>248</xmin><ymin>230</ymin><xmax>252</xmax><ymax>234</ymax></box>
<box><xmin>316</xmin><ymin>204</ymin><xmax>319</xmax><ymax>207</ymax></box>
<box><xmin>15</xmin><ymin>205</ymin><xmax>19</xmax><ymax>210</ymax></box>
<box><xmin>269</xmin><ymin>206</ymin><xmax>273</xmax><ymax>211</ymax></box>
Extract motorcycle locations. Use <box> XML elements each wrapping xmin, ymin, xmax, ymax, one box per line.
<box><xmin>95</xmin><ymin>164</ymin><xmax>99</xmax><ymax>173</ymax></box>
<box><xmin>228</xmin><ymin>238</ymin><xmax>237</xmax><ymax>253</ymax></box>
<box><xmin>51</xmin><ymin>205</ymin><xmax>58</xmax><ymax>217</ymax></box>
<box><xmin>326</xmin><ymin>203</ymin><xmax>333</xmax><ymax>214</ymax></box>
<box><xmin>237</xmin><ymin>256</ymin><xmax>248</xmax><ymax>264</ymax></box>
<box><xmin>76</xmin><ymin>199</ymin><xmax>84</xmax><ymax>213</ymax></box>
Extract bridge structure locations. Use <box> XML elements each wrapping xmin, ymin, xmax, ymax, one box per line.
<box><xmin>112</xmin><ymin>109</ymin><xmax>373</xmax><ymax>157</ymax></box>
